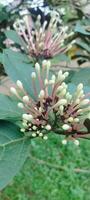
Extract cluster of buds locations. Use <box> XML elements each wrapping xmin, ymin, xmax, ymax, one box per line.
<box><xmin>10</xmin><ymin>60</ymin><xmax>90</xmax><ymax>144</ymax></box>
<box><xmin>13</xmin><ymin>14</ymin><xmax>74</xmax><ymax>59</ymax></box>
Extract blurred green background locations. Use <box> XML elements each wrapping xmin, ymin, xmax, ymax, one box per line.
<box><xmin>1</xmin><ymin>134</ymin><xmax>90</xmax><ymax>200</ymax></box>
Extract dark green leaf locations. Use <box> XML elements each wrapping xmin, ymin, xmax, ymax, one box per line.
<box><xmin>0</xmin><ymin>121</ymin><xmax>30</xmax><ymax>190</ymax></box>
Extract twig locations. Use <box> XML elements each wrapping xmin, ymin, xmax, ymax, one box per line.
<box><xmin>29</xmin><ymin>154</ymin><xmax>90</xmax><ymax>174</ymax></box>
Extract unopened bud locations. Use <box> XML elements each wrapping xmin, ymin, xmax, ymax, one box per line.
<box><xmin>80</xmin><ymin>99</ymin><xmax>89</xmax><ymax>106</ymax></box>
<box><xmin>62</xmin><ymin>139</ymin><xmax>67</xmax><ymax>145</ymax></box>
<box><xmin>74</xmin><ymin>140</ymin><xmax>79</xmax><ymax>146</ymax></box>
<box><xmin>39</xmin><ymin>90</ymin><xmax>45</xmax><ymax>99</ymax></box>
<box><xmin>10</xmin><ymin>87</ymin><xmax>18</xmax><ymax>95</ymax></box>
<box><xmin>62</xmin><ymin>124</ymin><xmax>70</xmax><ymax>130</ymax></box>
<box><xmin>45</xmin><ymin>124</ymin><xmax>51</xmax><ymax>131</ymax></box>
<box><xmin>31</xmin><ymin>72</ymin><xmax>36</xmax><ymax>79</ymax></box>
<box><xmin>35</xmin><ymin>63</ymin><xmax>40</xmax><ymax>73</ymax></box>
<box><xmin>43</xmin><ymin>135</ymin><xmax>48</xmax><ymax>140</ymax></box>
<box><xmin>16</xmin><ymin>80</ymin><xmax>23</xmax><ymax>90</ymax></box>
<box><xmin>23</xmin><ymin>96</ymin><xmax>29</xmax><ymax>103</ymax></box>
<box><xmin>18</xmin><ymin>102</ymin><xmax>24</xmax><ymax>109</ymax></box>
<box><xmin>55</xmin><ymin>99</ymin><xmax>67</xmax><ymax>107</ymax></box>
<box><xmin>64</xmin><ymin>72</ymin><xmax>69</xmax><ymax>78</ymax></box>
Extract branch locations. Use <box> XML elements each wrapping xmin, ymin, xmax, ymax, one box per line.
<box><xmin>29</xmin><ymin>154</ymin><xmax>90</xmax><ymax>174</ymax></box>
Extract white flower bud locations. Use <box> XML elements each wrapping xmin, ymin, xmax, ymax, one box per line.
<box><xmin>22</xmin><ymin>114</ymin><xmax>29</xmax><ymax>121</ymax></box>
<box><xmin>64</xmin><ymin>72</ymin><xmax>69</xmax><ymax>78</ymax></box>
<box><xmin>60</xmin><ymin>89</ymin><xmax>67</xmax><ymax>97</ymax></box>
<box><xmin>31</xmin><ymin>72</ymin><xmax>36</xmax><ymax>79</ymax></box>
<box><xmin>49</xmin><ymin>80</ymin><xmax>55</xmax><ymax>84</ymax></box>
<box><xmin>10</xmin><ymin>87</ymin><xmax>18</xmax><ymax>95</ymax></box>
<box><xmin>43</xmin><ymin>21</ymin><xmax>47</xmax><ymax>29</ymax></box>
<box><xmin>47</xmin><ymin>60</ymin><xmax>51</xmax><ymax>69</ymax></box>
<box><xmin>59</xmin><ymin>105</ymin><xmax>64</xmax><ymax>115</ymax></box>
<box><xmin>28</xmin><ymin>114</ymin><xmax>33</xmax><ymax>121</ymax></box>
<box><xmin>35</xmin><ymin>63</ymin><xmax>40</xmax><ymax>73</ymax></box>
<box><xmin>40</xmin><ymin>27</ymin><xmax>43</xmax><ymax>34</ymax></box>
<box><xmin>37</xmin><ymin>130</ymin><xmax>40</xmax><ymax>134</ymax></box>
<box><xmin>59</xmin><ymin>75</ymin><xmax>66</xmax><ymax>82</ymax></box>
<box><xmin>74</xmin><ymin>140</ymin><xmax>79</xmax><ymax>146</ymax></box>
<box><xmin>51</xmin><ymin>75</ymin><xmax>56</xmax><ymax>82</ymax></box>
<box><xmin>16</xmin><ymin>80</ymin><xmax>23</xmax><ymax>90</ymax></box>
<box><xmin>74</xmin><ymin>118</ymin><xmax>79</xmax><ymax>123</ymax></box>
<box><xmin>39</xmin><ymin>90</ymin><xmax>45</xmax><ymax>99</ymax></box>
<box><xmin>55</xmin><ymin>99</ymin><xmax>67</xmax><ymax>107</ymax></box>
<box><xmin>68</xmin><ymin>117</ymin><xmax>73</xmax><ymax>122</ymax></box>
<box><xmin>80</xmin><ymin>99</ymin><xmax>89</xmax><ymax>106</ymax></box>
<box><xmin>39</xmin><ymin>132</ymin><xmax>43</xmax><ymax>137</ymax></box>
<box><xmin>22</xmin><ymin>122</ymin><xmax>27</xmax><ymax>127</ymax></box>
<box><xmin>66</xmin><ymin>93</ymin><xmax>72</xmax><ymax>101</ymax></box>
<box><xmin>62</xmin><ymin>139</ymin><xmax>67</xmax><ymax>145</ymax></box>
<box><xmin>23</xmin><ymin>96</ymin><xmax>29</xmax><ymax>103</ymax></box>
<box><xmin>20</xmin><ymin>128</ymin><xmax>25</xmax><ymax>133</ymax></box>
<box><xmin>61</xmin><ymin>82</ymin><xmax>68</xmax><ymax>89</ymax></box>
<box><xmin>42</xmin><ymin>60</ymin><xmax>47</xmax><ymax>67</ymax></box>
<box><xmin>32</xmin><ymin>133</ymin><xmax>37</xmax><ymax>137</ymax></box>
<box><xmin>62</xmin><ymin>124</ymin><xmax>70</xmax><ymax>130</ymax></box>
<box><xmin>18</xmin><ymin>102</ymin><xmax>24</xmax><ymax>109</ymax></box>
<box><xmin>57</xmin><ymin>86</ymin><xmax>63</xmax><ymax>93</ymax></box>
<box><xmin>77</xmin><ymin>83</ymin><xmax>83</xmax><ymax>91</ymax></box>
<box><xmin>32</xmin><ymin>126</ymin><xmax>37</xmax><ymax>130</ymax></box>
<box><xmin>75</xmin><ymin>99</ymin><xmax>80</xmax><ymax>104</ymax></box>
<box><xmin>43</xmin><ymin>135</ymin><xmax>48</xmax><ymax>140</ymax></box>
<box><xmin>44</xmin><ymin>79</ymin><xmax>48</xmax><ymax>86</ymax></box>
<box><xmin>45</xmin><ymin>124</ymin><xmax>51</xmax><ymax>131</ymax></box>
<box><xmin>57</xmin><ymin>71</ymin><xmax>63</xmax><ymax>81</ymax></box>
<box><xmin>37</xmin><ymin>14</ymin><xmax>41</xmax><ymax>21</ymax></box>
<box><xmin>22</xmin><ymin>114</ymin><xmax>33</xmax><ymax>121</ymax></box>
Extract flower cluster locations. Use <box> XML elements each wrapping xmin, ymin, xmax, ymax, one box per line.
<box><xmin>10</xmin><ymin>60</ymin><xmax>90</xmax><ymax>145</ymax></box>
<box><xmin>13</xmin><ymin>15</ymin><xmax>74</xmax><ymax>59</ymax></box>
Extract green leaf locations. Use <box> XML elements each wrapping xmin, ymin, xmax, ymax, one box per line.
<box><xmin>69</xmin><ymin>68</ymin><xmax>90</xmax><ymax>93</ymax></box>
<box><xmin>0</xmin><ymin>121</ymin><xmax>30</xmax><ymax>190</ymax></box>
<box><xmin>5</xmin><ymin>30</ymin><xmax>27</xmax><ymax>52</ymax></box>
<box><xmin>3</xmin><ymin>49</ymin><xmax>35</xmax><ymax>98</ymax></box>
<box><xmin>75</xmin><ymin>22</ymin><xmax>90</xmax><ymax>36</ymax></box>
<box><xmin>51</xmin><ymin>54</ymin><xmax>70</xmax><ymax>65</ymax></box>
<box><xmin>76</xmin><ymin>40</ymin><xmax>90</xmax><ymax>53</ymax></box>
<box><xmin>0</xmin><ymin>94</ymin><xmax>23</xmax><ymax>121</ymax></box>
